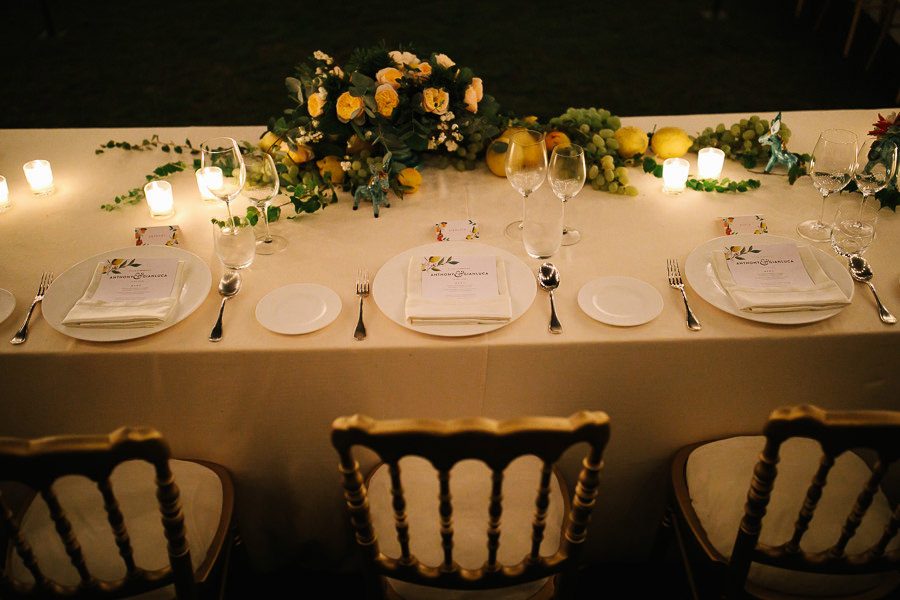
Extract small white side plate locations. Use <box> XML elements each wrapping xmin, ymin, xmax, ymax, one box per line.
<box><xmin>578</xmin><ymin>276</ymin><xmax>664</xmax><ymax>327</ymax></box>
<box><xmin>0</xmin><ymin>289</ymin><xmax>15</xmax><ymax>324</ymax></box>
<box><xmin>256</xmin><ymin>283</ymin><xmax>341</xmax><ymax>335</ymax></box>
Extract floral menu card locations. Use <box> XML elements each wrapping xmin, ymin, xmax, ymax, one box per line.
<box><xmin>420</xmin><ymin>256</ymin><xmax>498</xmax><ymax>300</ymax></box>
<box><xmin>92</xmin><ymin>258</ymin><xmax>181</xmax><ymax>303</ymax></box>
<box><xmin>723</xmin><ymin>244</ymin><xmax>814</xmax><ymax>289</ymax></box>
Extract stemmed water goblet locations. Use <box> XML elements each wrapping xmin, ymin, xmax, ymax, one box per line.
<box><xmin>797</xmin><ymin>129</ymin><xmax>857</xmax><ymax>242</ymax></box>
<box><xmin>243</xmin><ymin>149</ymin><xmax>286</xmax><ymax>254</ymax></box>
<box><xmin>548</xmin><ymin>144</ymin><xmax>586</xmax><ymax>246</ymax></box>
<box><xmin>854</xmin><ymin>137</ymin><xmax>898</xmax><ymax>211</ymax></box>
<box><xmin>504</xmin><ymin>130</ymin><xmax>547</xmax><ymax>240</ymax></box>
<box><xmin>200</xmin><ymin>137</ymin><xmax>246</xmax><ymax>224</ymax></box>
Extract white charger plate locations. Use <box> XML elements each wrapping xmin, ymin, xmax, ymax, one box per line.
<box><xmin>578</xmin><ymin>277</ymin><xmax>663</xmax><ymax>326</ymax></box>
<box><xmin>0</xmin><ymin>289</ymin><xmax>14</xmax><ymax>323</ymax></box>
<box><xmin>42</xmin><ymin>246</ymin><xmax>212</xmax><ymax>342</ymax></box>
<box><xmin>373</xmin><ymin>241</ymin><xmax>536</xmax><ymax>337</ymax></box>
<box><xmin>256</xmin><ymin>283</ymin><xmax>341</xmax><ymax>334</ymax></box>
<box><xmin>684</xmin><ymin>234</ymin><xmax>854</xmax><ymax>325</ymax></box>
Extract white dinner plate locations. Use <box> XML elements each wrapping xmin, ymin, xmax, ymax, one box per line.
<box><xmin>373</xmin><ymin>241</ymin><xmax>537</xmax><ymax>337</ymax></box>
<box><xmin>42</xmin><ymin>246</ymin><xmax>212</xmax><ymax>342</ymax></box>
<box><xmin>684</xmin><ymin>234</ymin><xmax>854</xmax><ymax>325</ymax></box>
<box><xmin>578</xmin><ymin>277</ymin><xmax>663</xmax><ymax>326</ymax></box>
<box><xmin>0</xmin><ymin>289</ymin><xmax>14</xmax><ymax>324</ymax></box>
<box><xmin>256</xmin><ymin>283</ymin><xmax>341</xmax><ymax>335</ymax></box>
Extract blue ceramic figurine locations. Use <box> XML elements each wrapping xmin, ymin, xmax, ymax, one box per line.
<box><xmin>758</xmin><ymin>112</ymin><xmax>798</xmax><ymax>173</ymax></box>
<box><xmin>353</xmin><ymin>153</ymin><xmax>392</xmax><ymax>218</ymax></box>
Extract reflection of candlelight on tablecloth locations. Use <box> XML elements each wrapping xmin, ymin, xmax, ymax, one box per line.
<box><xmin>144</xmin><ymin>180</ymin><xmax>175</xmax><ymax>219</ymax></box>
<box><xmin>697</xmin><ymin>147</ymin><xmax>725</xmax><ymax>180</ymax></box>
<box><xmin>23</xmin><ymin>160</ymin><xmax>54</xmax><ymax>196</ymax></box>
<box><xmin>196</xmin><ymin>167</ymin><xmax>223</xmax><ymax>201</ymax></box>
<box><xmin>662</xmin><ymin>158</ymin><xmax>689</xmax><ymax>195</ymax></box>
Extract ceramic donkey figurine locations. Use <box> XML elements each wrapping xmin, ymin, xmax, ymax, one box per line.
<box><xmin>758</xmin><ymin>112</ymin><xmax>798</xmax><ymax>174</ymax></box>
<box><xmin>353</xmin><ymin>153</ymin><xmax>393</xmax><ymax>218</ymax></box>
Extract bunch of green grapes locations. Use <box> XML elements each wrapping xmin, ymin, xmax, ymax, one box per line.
<box><xmin>689</xmin><ymin>115</ymin><xmax>791</xmax><ymax>168</ymax></box>
<box><xmin>547</xmin><ymin>108</ymin><xmax>637</xmax><ymax>196</ymax></box>
<box><xmin>342</xmin><ymin>151</ymin><xmax>382</xmax><ymax>190</ymax></box>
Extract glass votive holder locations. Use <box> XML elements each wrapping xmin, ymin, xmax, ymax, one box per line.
<box><xmin>23</xmin><ymin>160</ymin><xmax>54</xmax><ymax>196</ymax></box>
<box><xmin>697</xmin><ymin>147</ymin><xmax>725</xmax><ymax>180</ymax></box>
<box><xmin>662</xmin><ymin>158</ymin><xmax>690</xmax><ymax>195</ymax></box>
<box><xmin>196</xmin><ymin>167</ymin><xmax>223</xmax><ymax>201</ymax></box>
<box><xmin>0</xmin><ymin>176</ymin><xmax>9</xmax><ymax>212</ymax></box>
<box><xmin>144</xmin><ymin>180</ymin><xmax>175</xmax><ymax>219</ymax></box>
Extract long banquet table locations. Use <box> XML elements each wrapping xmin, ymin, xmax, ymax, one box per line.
<box><xmin>1</xmin><ymin>109</ymin><xmax>899</xmax><ymax>573</ymax></box>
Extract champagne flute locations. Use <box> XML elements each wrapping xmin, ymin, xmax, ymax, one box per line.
<box><xmin>797</xmin><ymin>129</ymin><xmax>857</xmax><ymax>242</ymax></box>
<box><xmin>854</xmin><ymin>138</ymin><xmax>898</xmax><ymax>211</ymax></box>
<box><xmin>504</xmin><ymin>130</ymin><xmax>547</xmax><ymax>240</ymax></box>
<box><xmin>548</xmin><ymin>144</ymin><xmax>586</xmax><ymax>246</ymax></box>
<box><xmin>830</xmin><ymin>197</ymin><xmax>877</xmax><ymax>257</ymax></box>
<box><xmin>243</xmin><ymin>149</ymin><xmax>286</xmax><ymax>254</ymax></box>
<box><xmin>200</xmin><ymin>137</ymin><xmax>246</xmax><ymax>223</ymax></box>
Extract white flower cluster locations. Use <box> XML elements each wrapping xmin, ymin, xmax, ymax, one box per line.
<box><xmin>313</xmin><ymin>50</ymin><xmax>333</xmax><ymax>64</ymax></box>
<box><xmin>428</xmin><ymin>113</ymin><xmax>464</xmax><ymax>151</ymax></box>
<box><xmin>294</xmin><ymin>126</ymin><xmax>324</xmax><ymax>145</ymax></box>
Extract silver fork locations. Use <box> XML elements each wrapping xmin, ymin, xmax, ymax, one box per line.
<box><xmin>667</xmin><ymin>259</ymin><xmax>701</xmax><ymax>331</ymax></box>
<box><xmin>354</xmin><ymin>268</ymin><xmax>369</xmax><ymax>341</ymax></box>
<box><xmin>10</xmin><ymin>271</ymin><xmax>54</xmax><ymax>345</ymax></box>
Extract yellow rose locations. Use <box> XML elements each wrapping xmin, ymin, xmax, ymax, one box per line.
<box><xmin>335</xmin><ymin>91</ymin><xmax>364</xmax><ymax>123</ymax></box>
<box><xmin>464</xmin><ymin>85</ymin><xmax>479</xmax><ymax>113</ymax></box>
<box><xmin>316</xmin><ymin>155</ymin><xmax>345</xmax><ymax>184</ymax></box>
<box><xmin>307</xmin><ymin>92</ymin><xmax>325</xmax><ymax>118</ymax></box>
<box><xmin>414</xmin><ymin>62</ymin><xmax>432</xmax><ymax>81</ymax></box>
<box><xmin>422</xmin><ymin>87</ymin><xmax>449</xmax><ymax>115</ymax></box>
<box><xmin>470</xmin><ymin>77</ymin><xmax>483</xmax><ymax>101</ymax></box>
<box><xmin>376</xmin><ymin>67</ymin><xmax>402</xmax><ymax>90</ymax></box>
<box><xmin>375</xmin><ymin>84</ymin><xmax>399</xmax><ymax>118</ymax></box>
<box><xmin>434</xmin><ymin>53</ymin><xmax>455</xmax><ymax>69</ymax></box>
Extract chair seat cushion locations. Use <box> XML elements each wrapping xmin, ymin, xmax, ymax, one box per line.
<box><xmin>8</xmin><ymin>459</ymin><xmax>223</xmax><ymax>599</ymax></box>
<box><xmin>367</xmin><ymin>455</ymin><xmax>565</xmax><ymax>600</ymax></box>
<box><xmin>686</xmin><ymin>435</ymin><xmax>900</xmax><ymax>597</ymax></box>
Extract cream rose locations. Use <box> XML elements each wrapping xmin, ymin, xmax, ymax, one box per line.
<box><xmin>422</xmin><ymin>87</ymin><xmax>449</xmax><ymax>115</ymax></box>
<box><xmin>434</xmin><ymin>53</ymin><xmax>455</xmax><ymax>69</ymax></box>
<box><xmin>389</xmin><ymin>51</ymin><xmax>419</xmax><ymax>69</ymax></box>
<box><xmin>375</xmin><ymin>84</ymin><xmax>399</xmax><ymax>118</ymax></box>
<box><xmin>335</xmin><ymin>91</ymin><xmax>364</xmax><ymax>123</ymax></box>
<box><xmin>470</xmin><ymin>77</ymin><xmax>483</xmax><ymax>101</ymax></box>
<box><xmin>376</xmin><ymin>67</ymin><xmax>403</xmax><ymax>90</ymax></box>
<box><xmin>413</xmin><ymin>61</ymin><xmax>432</xmax><ymax>81</ymax></box>
<box><xmin>307</xmin><ymin>92</ymin><xmax>326</xmax><ymax>118</ymax></box>
<box><xmin>464</xmin><ymin>85</ymin><xmax>479</xmax><ymax>113</ymax></box>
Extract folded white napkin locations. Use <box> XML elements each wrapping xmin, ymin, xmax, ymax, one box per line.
<box><xmin>62</xmin><ymin>261</ymin><xmax>185</xmax><ymax>328</ymax></box>
<box><xmin>711</xmin><ymin>246</ymin><xmax>849</xmax><ymax>313</ymax></box>
<box><xmin>404</xmin><ymin>256</ymin><xmax>512</xmax><ymax>325</ymax></box>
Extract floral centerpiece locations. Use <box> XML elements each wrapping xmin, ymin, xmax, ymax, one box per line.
<box><xmin>867</xmin><ymin>112</ymin><xmax>900</xmax><ymax>211</ymax></box>
<box><xmin>263</xmin><ymin>46</ymin><xmax>501</xmax><ymax>210</ymax></box>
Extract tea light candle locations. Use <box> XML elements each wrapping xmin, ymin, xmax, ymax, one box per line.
<box><xmin>144</xmin><ymin>180</ymin><xmax>175</xmax><ymax>219</ymax></box>
<box><xmin>0</xmin><ymin>176</ymin><xmax>9</xmax><ymax>212</ymax></box>
<box><xmin>22</xmin><ymin>160</ymin><xmax>54</xmax><ymax>196</ymax></box>
<box><xmin>697</xmin><ymin>147</ymin><xmax>725</xmax><ymax>179</ymax></box>
<box><xmin>196</xmin><ymin>167</ymin><xmax>223</xmax><ymax>201</ymax></box>
<box><xmin>662</xmin><ymin>158</ymin><xmax>690</xmax><ymax>195</ymax></box>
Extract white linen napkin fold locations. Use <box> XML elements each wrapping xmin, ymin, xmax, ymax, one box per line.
<box><xmin>61</xmin><ymin>261</ymin><xmax>185</xmax><ymax>328</ymax></box>
<box><xmin>710</xmin><ymin>246</ymin><xmax>849</xmax><ymax>313</ymax></box>
<box><xmin>404</xmin><ymin>256</ymin><xmax>512</xmax><ymax>325</ymax></box>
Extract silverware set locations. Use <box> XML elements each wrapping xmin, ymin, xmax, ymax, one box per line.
<box><xmin>354</xmin><ymin>268</ymin><xmax>369</xmax><ymax>341</ymax></box>
<box><xmin>10</xmin><ymin>271</ymin><xmax>54</xmax><ymax>345</ymax></box>
<box><xmin>667</xmin><ymin>259</ymin><xmax>702</xmax><ymax>331</ymax></box>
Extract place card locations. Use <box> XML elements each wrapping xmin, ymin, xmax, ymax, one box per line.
<box><xmin>435</xmin><ymin>219</ymin><xmax>478</xmax><ymax>241</ymax></box>
<box><xmin>420</xmin><ymin>256</ymin><xmax>498</xmax><ymax>300</ymax></box>
<box><xmin>723</xmin><ymin>243</ymin><xmax>814</xmax><ymax>289</ymax></box>
<box><xmin>135</xmin><ymin>225</ymin><xmax>181</xmax><ymax>246</ymax></box>
<box><xmin>721</xmin><ymin>215</ymin><xmax>767</xmax><ymax>235</ymax></box>
<box><xmin>92</xmin><ymin>257</ymin><xmax>181</xmax><ymax>303</ymax></box>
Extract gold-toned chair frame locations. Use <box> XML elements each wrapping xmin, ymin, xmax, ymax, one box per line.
<box><xmin>331</xmin><ymin>411</ymin><xmax>611</xmax><ymax>599</ymax></box>
<box><xmin>0</xmin><ymin>427</ymin><xmax>236</xmax><ymax>600</ymax></box>
<box><xmin>665</xmin><ymin>404</ymin><xmax>900</xmax><ymax>600</ymax></box>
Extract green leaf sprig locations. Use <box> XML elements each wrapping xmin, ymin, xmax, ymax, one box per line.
<box><xmin>95</xmin><ymin>135</ymin><xmax>199</xmax><ymax>156</ymax></box>
<box><xmin>100</xmin><ymin>160</ymin><xmax>196</xmax><ymax>211</ymax></box>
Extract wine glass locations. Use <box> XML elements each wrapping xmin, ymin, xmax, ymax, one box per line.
<box><xmin>854</xmin><ymin>138</ymin><xmax>898</xmax><ymax>210</ymax></box>
<box><xmin>548</xmin><ymin>144</ymin><xmax>586</xmax><ymax>246</ymax></box>
<box><xmin>797</xmin><ymin>129</ymin><xmax>858</xmax><ymax>242</ymax></box>
<box><xmin>504</xmin><ymin>130</ymin><xmax>547</xmax><ymax>240</ymax></box>
<box><xmin>243</xmin><ymin>149</ymin><xmax>286</xmax><ymax>254</ymax></box>
<box><xmin>830</xmin><ymin>197</ymin><xmax>878</xmax><ymax>257</ymax></box>
<box><xmin>200</xmin><ymin>137</ymin><xmax>246</xmax><ymax>223</ymax></box>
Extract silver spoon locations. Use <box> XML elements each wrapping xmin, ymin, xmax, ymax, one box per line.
<box><xmin>209</xmin><ymin>271</ymin><xmax>242</xmax><ymax>341</ymax></box>
<box><xmin>538</xmin><ymin>262</ymin><xmax>563</xmax><ymax>334</ymax></box>
<box><xmin>848</xmin><ymin>255</ymin><xmax>896</xmax><ymax>324</ymax></box>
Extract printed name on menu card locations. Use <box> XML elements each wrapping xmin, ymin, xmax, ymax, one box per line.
<box><xmin>93</xmin><ymin>257</ymin><xmax>180</xmax><ymax>302</ymax></box>
<box><xmin>724</xmin><ymin>243</ymin><xmax>814</xmax><ymax>289</ymax></box>
<box><xmin>420</xmin><ymin>256</ymin><xmax>499</xmax><ymax>300</ymax></box>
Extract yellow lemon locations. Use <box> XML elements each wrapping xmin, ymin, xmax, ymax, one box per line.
<box><xmin>544</xmin><ymin>131</ymin><xmax>571</xmax><ymax>152</ymax></box>
<box><xmin>397</xmin><ymin>167</ymin><xmax>422</xmax><ymax>194</ymax></box>
<box><xmin>316</xmin><ymin>155</ymin><xmax>344</xmax><ymax>185</ymax></box>
<box><xmin>613</xmin><ymin>126</ymin><xmax>649</xmax><ymax>158</ymax></box>
<box><xmin>258</xmin><ymin>131</ymin><xmax>282</xmax><ymax>153</ymax></box>
<box><xmin>485</xmin><ymin>127</ymin><xmax>525</xmax><ymax>177</ymax></box>
<box><xmin>650</xmin><ymin>127</ymin><xmax>693</xmax><ymax>159</ymax></box>
<box><xmin>287</xmin><ymin>144</ymin><xmax>314</xmax><ymax>164</ymax></box>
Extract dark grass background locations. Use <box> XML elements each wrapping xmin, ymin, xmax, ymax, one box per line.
<box><xmin>1</xmin><ymin>0</ymin><xmax>897</xmax><ymax>130</ymax></box>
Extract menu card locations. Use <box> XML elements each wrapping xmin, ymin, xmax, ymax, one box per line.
<box><xmin>420</xmin><ymin>256</ymin><xmax>499</xmax><ymax>300</ymax></box>
<box><xmin>135</xmin><ymin>225</ymin><xmax>180</xmax><ymax>246</ymax></box>
<box><xmin>435</xmin><ymin>220</ymin><xmax>479</xmax><ymax>241</ymax></box>
<box><xmin>92</xmin><ymin>258</ymin><xmax>181</xmax><ymax>303</ymax></box>
<box><xmin>723</xmin><ymin>243</ymin><xmax>814</xmax><ymax>289</ymax></box>
<box><xmin>721</xmin><ymin>215</ymin><xmax>767</xmax><ymax>235</ymax></box>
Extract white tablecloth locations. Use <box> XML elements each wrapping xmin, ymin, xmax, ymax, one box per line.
<box><xmin>1</xmin><ymin>109</ymin><xmax>898</xmax><ymax>573</ymax></box>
